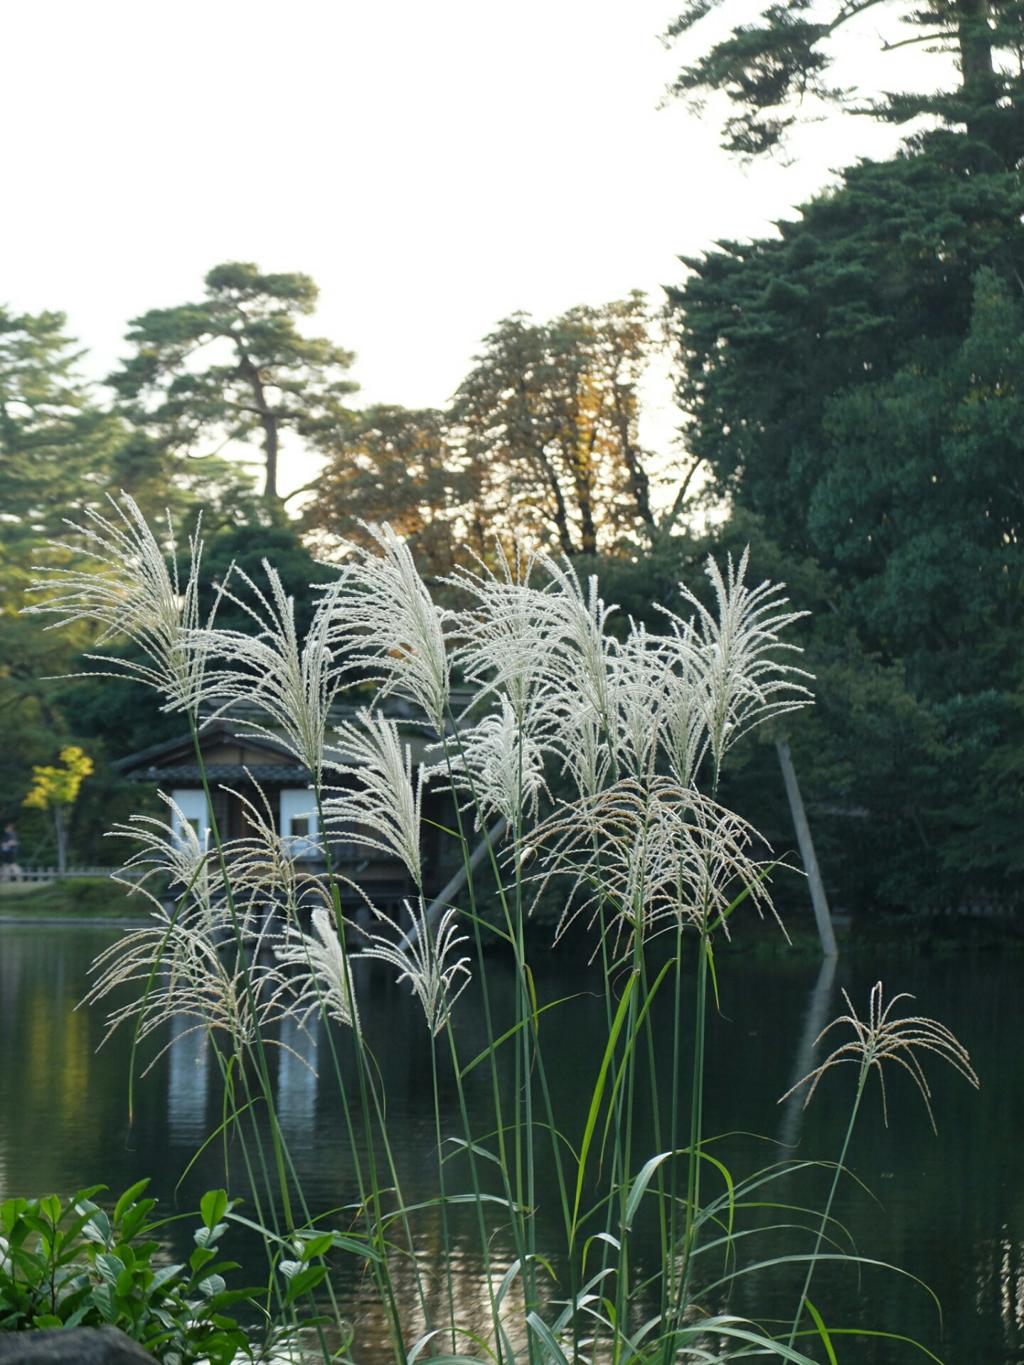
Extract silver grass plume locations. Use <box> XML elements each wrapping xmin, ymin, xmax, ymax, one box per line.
<box><xmin>218</xmin><ymin>781</ymin><xmax>324</xmax><ymax>931</ymax></box>
<box><xmin>197</xmin><ymin>563</ymin><xmax>340</xmax><ymax>782</ymax></box>
<box><xmin>324</xmin><ymin>711</ymin><xmax>424</xmax><ymax>887</ymax></box>
<box><xmin>655</xmin><ymin>617</ymin><xmax>707</xmax><ymax>788</ymax></box>
<box><xmin>83</xmin><ymin>913</ymin><xmax>283</xmax><ymax>1069</ymax></box>
<box><xmin>105</xmin><ymin>795</ymin><xmax>221</xmax><ymax>933</ymax></box>
<box><xmin>661</xmin><ymin>548</ymin><xmax>812</xmax><ymax>778</ymax></box>
<box><xmin>780</xmin><ymin>981</ymin><xmax>979</xmax><ymax>1131</ymax></box>
<box><xmin>527</xmin><ymin>778</ymin><xmax>778</xmax><ymax>954</ymax></box>
<box><xmin>359</xmin><ymin>900</ymin><xmax>471</xmax><ymax>1036</ymax></box>
<box><xmin>555</xmin><ymin>706</ymin><xmax>609</xmax><ymax>803</ymax></box>
<box><xmin>607</xmin><ymin>625</ymin><xmax>669</xmax><ymax>780</ymax></box>
<box><xmin>537</xmin><ymin>555</ymin><xmax>618</xmax><ymax>734</ymax></box>
<box><xmin>448</xmin><ymin>544</ymin><xmax>564</xmax><ymax>732</ymax></box>
<box><xmin>322</xmin><ymin>523</ymin><xmax>450</xmax><ymax>731</ymax></box>
<box><xmin>435</xmin><ymin>698</ymin><xmax>549</xmax><ymax>830</ymax></box>
<box><xmin>273</xmin><ymin>906</ymin><xmax>360</xmax><ymax>1031</ymax></box>
<box><xmin>25</xmin><ymin>493</ymin><xmax>216</xmax><ymax>715</ymax></box>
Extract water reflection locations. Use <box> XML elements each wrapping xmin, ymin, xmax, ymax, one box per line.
<box><xmin>0</xmin><ymin>923</ymin><xmax>1020</xmax><ymax>1364</ymax></box>
<box><xmin>166</xmin><ymin>1015</ymin><xmax>211</xmax><ymax>1143</ymax></box>
<box><xmin>776</xmin><ymin>953</ymin><xmax>837</xmax><ymax>1151</ymax></box>
<box><xmin>276</xmin><ymin>1013</ymin><xmax>318</xmax><ymax>1147</ymax></box>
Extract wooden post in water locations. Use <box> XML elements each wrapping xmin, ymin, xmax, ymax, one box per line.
<box><xmin>776</xmin><ymin>738</ymin><xmax>838</xmax><ymax>959</ymax></box>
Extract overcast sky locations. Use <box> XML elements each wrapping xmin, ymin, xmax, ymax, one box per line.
<box><xmin>3</xmin><ymin>0</ymin><xmax>937</xmax><ymax>494</ymax></box>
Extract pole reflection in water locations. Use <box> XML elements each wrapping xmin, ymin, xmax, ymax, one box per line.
<box><xmin>1</xmin><ymin>925</ymin><xmax>1021</xmax><ymax>1365</ymax></box>
<box><xmin>776</xmin><ymin>953</ymin><xmax>837</xmax><ymax>1152</ymax></box>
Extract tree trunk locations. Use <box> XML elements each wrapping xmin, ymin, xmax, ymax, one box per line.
<box><xmin>957</xmin><ymin>0</ymin><xmax>997</xmax><ymax>133</ymax></box>
<box><xmin>611</xmin><ymin>382</ymin><xmax>656</xmax><ymax>534</ymax></box>
<box><xmin>238</xmin><ymin>351</ymin><xmax>280</xmax><ymax>500</ymax></box>
<box><xmin>569</xmin><ymin>425</ymin><xmax>600</xmax><ymax>557</ymax></box>
<box><xmin>54</xmin><ymin>805</ymin><xmax>67</xmax><ymax>878</ymax></box>
<box><xmin>262</xmin><ymin>415</ymin><xmax>279</xmax><ymax>501</ymax></box>
<box><xmin>537</xmin><ymin>450</ymin><xmax>577</xmax><ymax>556</ymax></box>
<box><xmin>511</xmin><ymin>375</ymin><xmax>576</xmax><ymax>555</ymax></box>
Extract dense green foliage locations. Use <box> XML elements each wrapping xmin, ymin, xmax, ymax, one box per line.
<box><xmin>2</xmin><ymin>100</ymin><xmax>1021</xmax><ymax>917</ymax></box>
<box><xmin>666</xmin><ymin>3</ymin><xmax>1024</xmax><ymax>908</ymax></box>
<box><xmin>665</xmin><ymin>0</ymin><xmax>1024</xmax><ymax>162</ymax></box>
<box><xmin>0</xmin><ymin>298</ymin><xmax>274</xmax><ymax>863</ymax></box>
<box><xmin>0</xmin><ymin>1183</ymin><xmax>258</xmax><ymax>1362</ymax></box>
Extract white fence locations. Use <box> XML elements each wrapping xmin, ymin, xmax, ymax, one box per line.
<box><xmin>3</xmin><ymin>865</ymin><xmax>121</xmax><ymax>884</ymax></box>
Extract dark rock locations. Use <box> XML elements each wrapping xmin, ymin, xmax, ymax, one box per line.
<box><xmin>0</xmin><ymin>1327</ymin><xmax>154</xmax><ymax>1363</ymax></box>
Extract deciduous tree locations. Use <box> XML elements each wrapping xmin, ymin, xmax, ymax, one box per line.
<box><xmin>23</xmin><ymin>745</ymin><xmax>93</xmax><ymax>875</ymax></box>
<box><xmin>305</xmin><ymin>405</ymin><xmax>477</xmax><ymax>576</ymax></box>
<box><xmin>451</xmin><ymin>294</ymin><xmax>676</xmax><ymax>556</ymax></box>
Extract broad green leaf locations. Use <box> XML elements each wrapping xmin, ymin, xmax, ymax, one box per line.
<box><xmin>200</xmin><ymin>1189</ymin><xmax>230</xmax><ymax>1231</ymax></box>
<box><xmin>284</xmin><ymin>1262</ymin><xmax>327</xmax><ymax>1306</ymax></box>
<box><xmin>113</xmin><ymin>1180</ymin><xmax>150</xmax><ymax>1225</ymax></box>
<box><xmin>297</xmin><ymin>1232</ymin><xmax>335</xmax><ymax>1261</ymax></box>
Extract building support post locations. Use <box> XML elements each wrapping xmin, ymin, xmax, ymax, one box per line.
<box><xmin>776</xmin><ymin>738</ymin><xmax>838</xmax><ymax>959</ymax></box>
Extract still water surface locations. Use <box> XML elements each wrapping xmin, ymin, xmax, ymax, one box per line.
<box><xmin>0</xmin><ymin>919</ymin><xmax>1020</xmax><ymax>1363</ymax></box>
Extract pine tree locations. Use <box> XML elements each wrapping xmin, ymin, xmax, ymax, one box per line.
<box><xmin>666</xmin><ymin>0</ymin><xmax>1024</xmax><ymax>165</ymax></box>
<box><xmin>108</xmin><ymin>261</ymin><xmax>358</xmax><ymax>501</ymax></box>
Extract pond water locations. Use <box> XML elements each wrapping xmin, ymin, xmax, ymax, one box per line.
<box><xmin>0</xmin><ymin>917</ymin><xmax>1020</xmax><ymax>1363</ymax></box>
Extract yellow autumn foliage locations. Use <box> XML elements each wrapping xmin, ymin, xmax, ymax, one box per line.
<box><xmin>22</xmin><ymin>745</ymin><xmax>94</xmax><ymax>812</ymax></box>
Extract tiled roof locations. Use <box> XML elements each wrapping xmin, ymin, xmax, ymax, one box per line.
<box><xmin>133</xmin><ymin>764</ymin><xmax>311</xmax><ymax>783</ymax></box>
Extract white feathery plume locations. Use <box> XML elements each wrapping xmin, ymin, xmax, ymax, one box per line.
<box><xmin>321</xmin><ymin>523</ymin><xmax>450</xmax><ymax>731</ymax></box>
<box><xmin>527</xmin><ymin>778</ymin><xmax>778</xmax><ymax>955</ymax></box>
<box><xmin>437</xmin><ymin>698</ymin><xmax>549</xmax><ymax>830</ymax></box>
<box><xmin>359</xmin><ymin>901</ymin><xmax>471</xmax><ymax>1036</ymax></box>
<box><xmin>661</xmin><ymin>549</ymin><xmax>812</xmax><ymax>778</ymax></box>
<box><xmin>324</xmin><ymin>711</ymin><xmax>424</xmax><ymax>887</ymax></box>
<box><xmin>83</xmin><ymin>913</ymin><xmax>283</xmax><ymax>1069</ymax></box>
<box><xmin>780</xmin><ymin>981</ymin><xmax>979</xmax><ymax>1131</ymax></box>
<box><xmin>646</xmin><ymin>790</ymin><xmax>782</xmax><ymax>942</ymax></box>
<box><xmin>105</xmin><ymin>795</ymin><xmax>220</xmax><ymax>931</ymax></box>
<box><xmin>197</xmin><ymin>563</ymin><xmax>340</xmax><ymax>782</ymax></box>
<box><xmin>607</xmin><ymin>625</ymin><xmax>667</xmax><ymax>780</ymax></box>
<box><xmin>219</xmin><ymin>781</ymin><xmax>326</xmax><ymax>936</ymax></box>
<box><xmin>273</xmin><ymin>906</ymin><xmax>360</xmax><ymax>1032</ymax></box>
<box><xmin>555</xmin><ymin>705</ymin><xmax>610</xmax><ymax>803</ymax></box>
<box><xmin>655</xmin><ymin>616</ymin><xmax>707</xmax><ymax>788</ymax></box>
<box><xmin>537</xmin><ymin>555</ymin><xmax>618</xmax><ymax>734</ymax></box>
<box><xmin>448</xmin><ymin>543</ymin><xmax>563</xmax><ymax>732</ymax></box>
<box><xmin>24</xmin><ymin>493</ymin><xmax>217</xmax><ymax>715</ymax></box>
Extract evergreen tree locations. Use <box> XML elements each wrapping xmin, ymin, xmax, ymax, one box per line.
<box><xmin>669</xmin><ymin>151</ymin><xmax>1024</xmax><ymax>556</ymax></box>
<box><xmin>0</xmin><ymin>308</ymin><xmax>121</xmax><ymax>598</ymax></box>
<box><xmin>667</xmin><ymin>91</ymin><xmax>1024</xmax><ymax>906</ymax></box>
<box><xmin>666</xmin><ymin>0</ymin><xmax>1024</xmax><ymax>164</ymax></box>
<box><xmin>108</xmin><ymin>261</ymin><xmax>358</xmax><ymax>501</ymax></box>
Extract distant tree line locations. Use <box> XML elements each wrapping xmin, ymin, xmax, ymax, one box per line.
<box><xmin>2</xmin><ymin>0</ymin><xmax>1021</xmax><ymax>909</ymax></box>
<box><xmin>0</xmin><ymin>273</ymin><xmax>683</xmax><ymax>866</ymax></box>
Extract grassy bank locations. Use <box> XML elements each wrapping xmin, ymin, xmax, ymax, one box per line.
<box><xmin>0</xmin><ymin>877</ymin><xmax>147</xmax><ymax>918</ymax></box>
